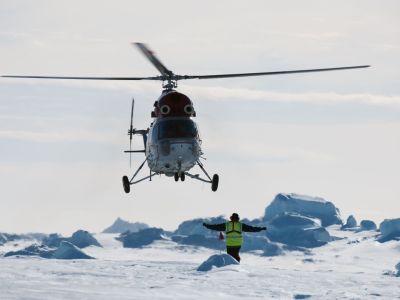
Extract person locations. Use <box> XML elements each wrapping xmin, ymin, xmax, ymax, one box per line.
<box><xmin>203</xmin><ymin>213</ymin><xmax>266</xmax><ymax>262</ymax></box>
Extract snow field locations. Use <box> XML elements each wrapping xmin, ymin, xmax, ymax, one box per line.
<box><xmin>1</xmin><ymin>230</ymin><xmax>399</xmax><ymax>299</ymax></box>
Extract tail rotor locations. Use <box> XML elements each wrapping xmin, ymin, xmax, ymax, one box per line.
<box><xmin>129</xmin><ymin>98</ymin><xmax>135</xmax><ymax>167</ymax></box>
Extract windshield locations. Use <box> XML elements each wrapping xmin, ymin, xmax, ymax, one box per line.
<box><xmin>158</xmin><ymin>119</ymin><xmax>198</xmax><ymax>140</ymax></box>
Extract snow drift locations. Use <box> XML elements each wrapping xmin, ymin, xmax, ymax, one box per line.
<box><xmin>264</xmin><ymin>193</ymin><xmax>342</xmax><ymax>227</ymax></box>
<box><xmin>102</xmin><ymin>217</ymin><xmax>149</xmax><ymax>234</ymax></box>
<box><xmin>197</xmin><ymin>254</ymin><xmax>239</xmax><ymax>272</ymax></box>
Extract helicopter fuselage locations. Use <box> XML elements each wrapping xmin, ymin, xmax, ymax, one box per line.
<box><xmin>146</xmin><ymin>117</ymin><xmax>202</xmax><ymax>176</ymax></box>
<box><xmin>145</xmin><ymin>90</ymin><xmax>202</xmax><ymax>176</ymax></box>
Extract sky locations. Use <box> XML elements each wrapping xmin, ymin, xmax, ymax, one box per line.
<box><xmin>0</xmin><ymin>0</ymin><xmax>399</xmax><ymax>234</ymax></box>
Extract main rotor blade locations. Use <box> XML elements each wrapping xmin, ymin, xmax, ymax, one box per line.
<box><xmin>180</xmin><ymin>65</ymin><xmax>370</xmax><ymax>80</ymax></box>
<box><xmin>134</xmin><ymin>43</ymin><xmax>173</xmax><ymax>77</ymax></box>
<box><xmin>1</xmin><ymin>75</ymin><xmax>161</xmax><ymax>80</ymax></box>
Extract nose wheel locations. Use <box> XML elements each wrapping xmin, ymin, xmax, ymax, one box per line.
<box><xmin>174</xmin><ymin>173</ymin><xmax>186</xmax><ymax>182</ymax></box>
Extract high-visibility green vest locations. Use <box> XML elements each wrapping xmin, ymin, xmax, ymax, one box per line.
<box><xmin>225</xmin><ymin>221</ymin><xmax>243</xmax><ymax>246</ymax></box>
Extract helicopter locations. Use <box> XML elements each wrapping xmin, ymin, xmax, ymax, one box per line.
<box><xmin>2</xmin><ymin>43</ymin><xmax>370</xmax><ymax>193</ymax></box>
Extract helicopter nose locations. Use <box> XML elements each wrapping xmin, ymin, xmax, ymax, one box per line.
<box><xmin>156</xmin><ymin>140</ymin><xmax>200</xmax><ymax>174</ymax></box>
<box><xmin>170</xmin><ymin>143</ymin><xmax>188</xmax><ymax>157</ymax></box>
<box><xmin>160</xmin><ymin>141</ymin><xmax>170</xmax><ymax>156</ymax></box>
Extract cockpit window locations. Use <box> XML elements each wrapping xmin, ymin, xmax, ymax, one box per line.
<box><xmin>158</xmin><ymin>119</ymin><xmax>198</xmax><ymax>140</ymax></box>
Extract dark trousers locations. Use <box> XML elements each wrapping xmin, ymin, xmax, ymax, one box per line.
<box><xmin>226</xmin><ymin>246</ymin><xmax>241</xmax><ymax>262</ymax></box>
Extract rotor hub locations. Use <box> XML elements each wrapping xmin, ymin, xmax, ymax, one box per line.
<box><xmin>162</xmin><ymin>77</ymin><xmax>178</xmax><ymax>90</ymax></box>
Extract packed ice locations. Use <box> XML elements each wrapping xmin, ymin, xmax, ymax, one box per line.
<box><xmin>52</xmin><ymin>241</ymin><xmax>94</xmax><ymax>259</ymax></box>
<box><xmin>1</xmin><ymin>193</ymin><xmax>399</xmax><ymax>299</ymax></box>
<box><xmin>358</xmin><ymin>219</ymin><xmax>377</xmax><ymax>232</ymax></box>
<box><xmin>264</xmin><ymin>193</ymin><xmax>342</xmax><ymax>226</ymax></box>
<box><xmin>341</xmin><ymin>215</ymin><xmax>357</xmax><ymax>230</ymax></box>
<box><xmin>102</xmin><ymin>217</ymin><xmax>149</xmax><ymax>233</ymax></box>
<box><xmin>116</xmin><ymin>227</ymin><xmax>166</xmax><ymax>248</ymax></box>
<box><xmin>378</xmin><ymin>218</ymin><xmax>400</xmax><ymax>242</ymax></box>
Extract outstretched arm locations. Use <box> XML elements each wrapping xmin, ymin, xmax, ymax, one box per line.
<box><xmin>203</xmin><ymin>223</ymin><xmax>226</xmax><ymax>231</ymax></box>
<box><xmin>242</xmin><ymin>223</ymin><xmax>267</xmax><ymax>232</ymax></box>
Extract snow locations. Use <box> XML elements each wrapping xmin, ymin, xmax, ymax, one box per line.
<box><xmin>378</xmin><ymin>218</ymin><xmax>400</xmax><ymax>242</ymax></box>
<box><xmin>0</xmin><ymin>194</ymin><xmax>399</xmax><ymax>298</ymax></box>
<box><xmin>102</xmin><ymin>217</ymin><xmax>149</xmax><ymax>234</ymax></box>
<box><xmin>1</xmin><ymin>230</ymin><xmax>399</xmax><ymax>299</ymax></box>
<box><xmin>197</xmin><ymin>254</ymin><xmax>239</xmax><ymax>271</ymax></box>
<box><xmin>264</xmin><ymin>193</ymin><xmax>342</xmax><ymax>226</ymax></box>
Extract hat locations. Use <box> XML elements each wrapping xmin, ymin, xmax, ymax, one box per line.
<box><xmin>230</xmin><ymin>213</ymin><xmax>240</xmax><ymax>221</ymax></box>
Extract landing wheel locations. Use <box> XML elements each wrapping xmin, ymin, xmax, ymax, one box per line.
<box><xmin>180</xmin><ymin>173</ymin><xmax>185</xmax><ymax>181</ymax></box>
<box><xmin>122</xmin><ymin>176</ymin><xmax>130</xmax><ymax>193</ymax></box>
<box><xmin>211</xmin><ymin>174</ymin><xmax>219</xmax><ymax>192</ymax></box>
<box><xmin>174</xmin><ymin>173</ymin><xmax>179</xmax><ymax>182</ymax></box>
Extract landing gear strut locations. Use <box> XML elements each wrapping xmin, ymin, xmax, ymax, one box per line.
<box><xmin>122</xmin><ymin>158</ymin><xmax>158</xmax><ymax>194</ymax></box>
<box><xmin>183</xmin><ymin>160</ymin><xmax>219</xmax><ymax>192</ymax></box>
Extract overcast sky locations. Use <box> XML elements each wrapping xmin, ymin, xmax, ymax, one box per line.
<box><xmin>0</xmin><ymin>0</ymin><xmax>399</xmax><ymax>234</ymax></box>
